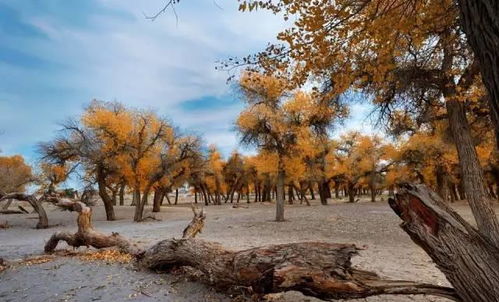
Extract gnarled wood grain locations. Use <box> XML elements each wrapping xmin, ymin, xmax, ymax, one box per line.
<box><xmin>389</xmin><ymin>183</ymin><xmax>499</xmax><ymax>302</ymax></box>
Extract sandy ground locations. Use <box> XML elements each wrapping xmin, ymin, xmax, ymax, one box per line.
<box><xmin>0</xmin><ymin>195</ymin><xmax>495</xmax><ymax>302</ymax></box>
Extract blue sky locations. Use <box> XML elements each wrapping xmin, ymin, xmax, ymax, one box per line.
<box><xmin>0</xmin><ymin>0</ymin><xmax>376</xmax><ymax>172</ymax></box>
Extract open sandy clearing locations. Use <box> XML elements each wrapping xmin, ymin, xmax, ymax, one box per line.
<box><xmin>1</xmin><ymin>197</ymin><xmax>494</xmax><ymax>302</ymax></box>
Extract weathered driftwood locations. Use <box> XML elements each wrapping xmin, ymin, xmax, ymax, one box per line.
<box><xmin>389</xmin><ymin>184</ymin><xmax>499</xmax><ymax>302</ymax></box>
<box><xmin>44</xmin><ymin>202</ymin><xmax>206</xmax><ymax>256</ymax></box>
<box><xmin>0</xmin><ymin>193</ymin><xmax>48</xmax><ymax>229</ymax></box>
<box><xmin>44</xmin><ymin>200</ymin><xmax>142</xmax><ymax>255</ymax></box>
<box><xmin>140</xmin><ymin>239</ymin><xmax>458</xmax><ymax>301</ymax></box>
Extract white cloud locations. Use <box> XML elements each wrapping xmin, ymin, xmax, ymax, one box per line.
<box><xmin>0</xmin><ymin>1</ymin><xmax>376</xmax><ymax>162</ymax></box>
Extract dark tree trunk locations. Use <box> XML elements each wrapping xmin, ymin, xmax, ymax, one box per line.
<box><xmin>446</xmin><ymin>99</ymin><xmax>499</xmax><ymax>246</ymax></box>
<box><xmin>119</xmin><ymin>183</ymin><xmax>125</xmax><ymax>206</ymax></box>
<box><xmin>390</xmin><ymin>184</ymin><xmax>499</xmax><ymax>302</ymax></box>
<box><xmin>348</xmin><ymin>183</ymin><xmax>356</xmax><ymax>203</ymax></box>
<box><xmin>297</xmin><ymin>183</ymin><xmax>310</xmax><ymax>206</ymax></box>
<box><xmin>175</xmin><ymin>189</ymin><xmax>179</xmax><ymax>205</ymax></box>
<box><xmin>111</xmin><ymin>187</ymin><xmax>118</xmax><ymax>206</ymax></box>
<box><xmin>287</xmin><ymin>185</ymin><xmax>294</xmax><ymax>204</ymax></box>
<box><xmin>309</xmin><ymin>183</ymin><xmax>315</xmax><ymax>200</ymax></box>
<box><xmin>133</xmin><ymin>188</ymin><xmax>145</xmax><ymax>222</ymax></box>
<box><xmin>276</xmin><ymin>166</ymin><xmax>285</xmax><ymax>222</ymax></box>
<box><xmin>131</xmin><ymin>192</ymin><xmax>137</xmax><ymax>206</ymax></box>
<box><xmin>318</xmin><ymin>180</ymin><xmax>328</xmax><ymax>205</ymax></box>
<box><xmin>436</xmin><ymin>166</ymin><xmax>449</xmax><ymax>203</ymax></box>
<box><xmin>325</xmin><ymin>180</ymin><xmax>332</xmax><ymax>199</ymax></box>
<box><xmin>457</xmin><ymin>180</ymin><xmax>465</xmax><ymax>200</ymax></box>
<box><xmin>96</xmin><ymin>166</ymin><xmax>115</xmax><ymax>221</ymax></box>
<box><xmin>153</xmin><ymin>189</ymin><xmax>164</xmax><ymax>213</ymax></box>
<box><xmin>457</xmin><ymin>0</ymin><xmax>499</xmax><ymax>149</ymax></box>
<box><xmin>369</xmin><ymin>173</ymin><xmax>377</xmax><ymax>202</ymax></box>
<box><xmin>165</xmin><ymin>190</ymin><xmax>172</xmax><ymax>205</ymax></box>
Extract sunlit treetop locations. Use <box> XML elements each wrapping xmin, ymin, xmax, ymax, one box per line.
<box><xmin>236</xmin><ymin>0</ymin><xmax>480</xmax><ymax>125</ymax></box>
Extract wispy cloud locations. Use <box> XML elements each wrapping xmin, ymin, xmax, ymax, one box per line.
<box><xmin>0</xmin><ymin>0</ymin><xmax>374</xmax><ymax>167</ymax></box>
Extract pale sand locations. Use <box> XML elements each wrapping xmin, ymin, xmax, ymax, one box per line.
<box><xmin>1</xmin><ymin>195</ymin><xmax>494</xmax><ymax>302</ymax></box>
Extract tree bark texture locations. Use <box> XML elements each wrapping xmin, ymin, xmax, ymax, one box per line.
<box><xmin>389</xmin><ymin>183</ymin><xmax>499</xmax><ymax>302</ymax></box>
<box><xmin>446</xmin><ymin>99</ymin><xmax>499</xmax><ymax>247</ymax></box>
<box><xmin>275</xmin><ymin>168</ymin><xmax>285</xmax><ymax>222</ymax></box>
<box><xmin>140</xmin><ymin>240</ymin><xmax>457</xmax><ymax>301</ymax></box>
<box><xmin>457</xmin><ymin>0</ymin><xmax>499</xmax><ymax>148</ymax></box>
<box><xmin>96</xmin><ymin>166</ymin><xmax>115</xmax><ymax>221</ymax></box>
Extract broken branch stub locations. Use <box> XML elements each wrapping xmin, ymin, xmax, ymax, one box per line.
<box><xmin>182</xmin><ymin>206</ymin><xmax>205</xmax><ymax>239</ymax></box>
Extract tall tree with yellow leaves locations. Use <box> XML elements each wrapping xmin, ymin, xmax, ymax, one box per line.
<box><xmin>40</xmin><ymin>101</ymin><xmax>130</xmax><ymax>220</ymax></box>
<box><xmin>237</xmin><ymin>72</ymin><xmax>327</xmax><ymax>220</ymax></box>
<box><xmin>238</xmin><ymin>0</ymin><xmax>499</xmax><ymax>246</ymax></box>
<box><xmin>236</xmin><ymin>72</ymin><xmax>290</xmax><ymax>220</ymax></box>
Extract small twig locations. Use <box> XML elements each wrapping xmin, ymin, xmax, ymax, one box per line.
<box><xmin>144</xmin><ymin>0</ymin><xmax>176</xmax><ymax>22</ymax></box>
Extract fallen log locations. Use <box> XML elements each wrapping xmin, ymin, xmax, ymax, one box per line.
<box><xmin>0</xmin><ymin>193</ymin><xmax>48</xmax><ymax>228</ymax></box>
<box><xmin>43</xmin><ymin>199</ymin><xmax>458</xmax><ymax>301</ymax></box>
<box><xmin>140</xmin><ymin>239</ymin><xmax>458</xmax><ymax>300</ymax></box>
<box><xmin>389</xmin><ymin>183</ymin><xmax>499</xmax><ymax>302</ymax></box>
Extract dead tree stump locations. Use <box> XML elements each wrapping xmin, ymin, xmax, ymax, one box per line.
<box><xmin>389</xmin><ymin>184</ymin><xmax>499</xmax><ymax>302</ymax></box>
